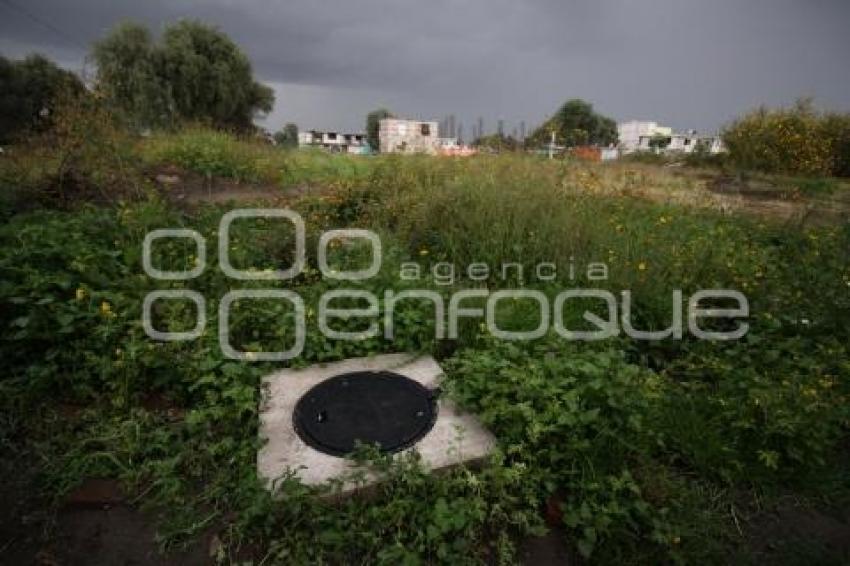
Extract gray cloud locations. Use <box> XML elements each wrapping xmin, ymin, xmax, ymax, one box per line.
<box><xmin>1</xmin><ymin>0</ymin><xmax>848</xmax><ymax>135</ymax></box>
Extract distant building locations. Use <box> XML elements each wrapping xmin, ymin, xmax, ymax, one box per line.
<box><xmin>618</xmin><ymin>120</ymin><xmax>724</xmax><ymax>155</ymax></box>
<box><xmin>298</xmin><ymin>130</ymin><xmax>368</xmax><ymax>154</ymax></box>
<box><xmin>600</xmin><ymin>147</ymin><xmax>620</xmax><ymax>161</ymax></box>
<box><xmin>438</xmin><ymin>137</ymin><xmax>460</xmax><ymax>150</ymax></box>
<box><xmin>635</xmin><ymin>131</ymin><xmax>725</xmax><ymax>154</ymax></box>
<box><xmin>437</xmin><ymin>137</ymin><xmax>477</xmax><ymax>157</ymax></box>
<box><xmin>379</xmin><ymin>118</ymin><xmax>440</xmax><ymax>154</ymax></box>
<box><xmin>617</xmin><ymin>121</ymin><xmax>672</xmax><ymax>154</ymax></box>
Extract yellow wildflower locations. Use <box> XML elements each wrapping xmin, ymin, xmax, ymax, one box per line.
<box><xmin>638</xmin><ymin>262</ymin><xmax>647</xmax><ymax>271</ymax></box>
<box><xmin>100</xmin><ymin>301</ymin><xmax>114</xmax><ymax>317</ymax></box>
<box><xmin>75</xmin><ymin>288</ymin><xmax>86</xmax><ymax>301</ymax></box>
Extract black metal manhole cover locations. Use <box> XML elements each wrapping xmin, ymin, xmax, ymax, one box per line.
<box><xmin>293</xmin><ymin>371</ymin><xmax>439</xmax><ymax>457</ymax></box>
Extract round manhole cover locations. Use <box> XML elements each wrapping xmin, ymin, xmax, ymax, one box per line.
<box><xmin>293</xmin><ymin>371</ymin><xmax>439</xmax><ymax>457</ymax></box>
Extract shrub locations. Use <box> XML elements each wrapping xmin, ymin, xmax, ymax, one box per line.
<box><xmin>0</xmin><ymin>90</ymin><xmax>142</xmax><ymax>206</ymax></box>
<box><xmin>821</xmin><ymin>112</ymin><xmax>850</xmax><ymax>178</ymax></box>
<box><xmin>140</xmin><ymin>127</ymin><xmax>281</xmax><ymax>183</ymax></box>
<box><xmin>722</xmin><ymin>100</ymin><xmax>841</xmax><ymax>176</ymax></box>
<box><xmin>0</xmin><ymin>53</ymin><xmax>85</xmax><ymax>144</ymax></box>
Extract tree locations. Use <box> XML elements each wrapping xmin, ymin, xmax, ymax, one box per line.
<box><xmin>159</xmin><ymin>21</ymin><xmax>273</xmax><ymax>130</ymax></box>
<box><xmin>91</xmin><ymin>23</ymin><xmax>169</xmax><ymax>130</ymax></box>
<box><xmin>555</xmin><ymin>99</ymin><xmax>618</xmax><ymax>147</ymax></box>
<box><xmin>472</xmin><ymin>133</ymin><xmax>520</xmax><ymax>152</ymax></box>
<box><xmin>595</xmin><ymin>116</ymin><xmax>618</xmax><ymax>147</ymax></box>
<box><xmin>528</xmin><ymin>99</ymin><xmax>618</xmax><ymax>148</ymax></box>
<box><xmin>648</xmin><ymin>134</ymin><xmax>671</xmax><ymax>152</ymax></box>
<box><xmin>556</xmin><ymin>99</ymin><xmax>597</xmax><ymax>146</ymax></box>
<box><xmin>366</xmin><ymin>108</ymin><xmax>393</xmax><ymax>151</ymax></box>
<box><xmin>92</xmin><ymin>20</ymin><xmax>274</xmax><ymax>131</ymax></box>
<box><xmin>274</xmin><ymin>122</ymin><xmax>299</xmax><ymax>148</ymax></box>
<box><xmin>0</xmin><ymin>53</ymin><xmax>84</xmax><ymax>143</ymax></box>
<box><xmin>523</xmin><ymin>116</ymin><xmax>559</xmax><ymax>148</ymax></box>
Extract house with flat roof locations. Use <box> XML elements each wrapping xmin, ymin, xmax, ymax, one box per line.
<box><xmin>298</xmin><ymin>130</ymin><xmax>368</xmax><ymax>154</ymax></box>
<box><xmin>635</xmin><ymin>131</ymin><xmax>725</xmax><ymax>154</ymax></box>
<box><xmin>619</xmin><ymin>120</ymin><xmax>725</xmax><ymax>155</ymax></box>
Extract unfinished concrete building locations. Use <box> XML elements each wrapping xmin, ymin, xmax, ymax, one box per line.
<box><xmin>379</xmin><ymin>118</ymin><xmax>440</xmax><ymax>154</ymax></box>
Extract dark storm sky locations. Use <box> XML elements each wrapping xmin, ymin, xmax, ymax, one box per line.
<box><xmin>1</xmin><ymin>0</ymin><xmax>848</xmax><ymax>136</ymax></box>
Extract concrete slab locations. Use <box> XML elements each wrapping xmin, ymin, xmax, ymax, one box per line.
<box><xmin>257</xmin><ymin>353</ymin><xmax>497</xmax><ymax>494</ymax></box>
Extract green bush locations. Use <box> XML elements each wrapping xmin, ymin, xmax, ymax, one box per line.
<box><xmin>141</xmin><ymin>127</ymin><xmax>281</xmax><ymax>183</ymax></box>
<box><xmin>446</xmin><ymin>337</ymin><xmax>670</xmax><ymax>559</ymax></box>
<box><xmin>0</xmin><ymin>91</ymin><xmax>143</xmax><ymax>206</ymax></box>
<box><xmin>722</xmin><ymin>100</ymin><xmax>847</xmax><ymax>176</ymax></box>
<box><xmin>821</xmin><ymin>112</ymin><xmax>850</xmax><ymax>177</ymax></box>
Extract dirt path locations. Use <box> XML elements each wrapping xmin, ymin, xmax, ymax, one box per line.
<box><xmin>153</xmin><ymin>168</ymin><xmax>329</xmax><ymax>207</ymax></box>
<box><xmin>577</xmin><ymin>162</ymin><xmax>850</xmax><ymax>226</ymax></box>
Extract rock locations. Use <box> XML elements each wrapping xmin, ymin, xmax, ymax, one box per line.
<box><xmin>155</xmin><ymin>174</ymin><xmax>181</xmax><ymax>186</ymax></box>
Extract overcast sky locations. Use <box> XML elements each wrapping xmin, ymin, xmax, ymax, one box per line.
<box><xmin>1</xmin><ymin>0</ymin><xmax>848</xmax><ymax>136</ymax></box>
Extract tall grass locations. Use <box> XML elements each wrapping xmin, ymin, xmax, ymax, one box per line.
<box><xmin>139</xmin><ymin>126</ymin><xmax>283</xmax><ymax>183</ymax></box>
<box><xmin>320</xmin><ymin>154</ymin><xmax>817</xmax><ymax>331</ymax></box>
<box><xmin>139</xmin><ymin>127</ymin><xmax>375</xmax><ymax>187</ymax></box>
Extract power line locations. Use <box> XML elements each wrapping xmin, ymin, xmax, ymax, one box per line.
<box><xmin>0</xmin><ymin>0</ymin><xmax>87</xmax><ymax>50</ymax></box>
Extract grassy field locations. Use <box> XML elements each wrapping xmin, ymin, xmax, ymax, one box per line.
<box><xmin>1</xmin><ymin>128</ymin><xmax>849</xmax><ymax>564</ymax></box>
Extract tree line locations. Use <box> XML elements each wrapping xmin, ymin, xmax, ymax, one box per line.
<box><xmin>2</xmin><ymin>19</ymin><xmax>848</xmax><ymax>177</ymax></box>
<box><xmin>1</xmin><ymin>20</ymin><xmax>274</xmax><ymax>143</ymax></box>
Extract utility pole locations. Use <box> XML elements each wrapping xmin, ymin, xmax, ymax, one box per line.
<box><xmin>477</xmin><ymin>117</ymin><xmax>484</xmax><ymax>138</ymax></box>
<box><xmin>549</xmin><ymin>130</ymin><xmax>556</xmax><ymax>160</ymax></box>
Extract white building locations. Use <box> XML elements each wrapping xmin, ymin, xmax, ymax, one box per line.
<box><xmin>438</xmin><ymin>137</ymin><xmax>459</xmax><ymax>150</ymax></box>
<box><xmin>379</xmin><ymin>118</ymin><xmax>440</xmax><ymax>154</ymax></box>
<box><xmin>617</xmin><ymin>121</ymin><xmax>672</xmax><ymax>154</ymax></box>
<box><xmin>636</xmin><ymin>132</ymin><xmax>725</xmax><ymax>155</ymax></box>
<box><xmin>619</xmin><ymin>120</ymin><xmax>724</xmax><ymax>155</ymax></box>
<box><xmin>298</xmin><ymin>130</ymin><xmax>368</xmax><ymax>154</ymax></box>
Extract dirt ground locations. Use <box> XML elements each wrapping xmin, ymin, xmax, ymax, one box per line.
<box><xmin>152</xmin><ymin>166</ymin><xmax>327</xmax><ymax>207</ymax></box>
<box><xmin>639</xmin><ymin>164</ymin><xmax>850</xmax><ymax>226</ymax></box>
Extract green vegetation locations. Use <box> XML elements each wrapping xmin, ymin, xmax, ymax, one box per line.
<box><xmin>139</xmin><ymin>127</ymin><xmax>373</xmax><ymax>188</ymax></box>
<box><xmin>366</xmin><ymin>107</ymin><xmax>393</xmax><ymax>151</ymax></box>
<box><xmin>92</xmin><ymin>20</ymin><xmax>274</xmax><ymax>131</ymax></box>
<box><xmin>0</xmin><ymin>53</ymin><xmax>84</xmax><ymax>143</ymax></box>
<box><xmin>1</xmin><ymin>122</ymin><xmax>849</xmax><ymax>564</ymax></box>
<box><xmin>527</xmin><ymin>99</ymin><xmax>618</xmax><ymax>148</ymax></box>
<box><xmin>647</xmin><ymin>133</ymin><xmax>671</xmax><ymax>151</ymax></box>
<box><xmin>471</xmin><ymin>132</ymin><xmax>521</xmax><ymax>151</ymax></box>
<box><xmin>723</xmin><ymin>99</ymin><xmax>850</xmax><ymax>177</ymax></box>
<box><xmin>274</xmin><ymin>122</ymin><xmax>299</xmax><ymax>148</ymax></box>
<box><xmin>141</xmin><ymin>127</ymin><xmax>283</xmax><ymax>183</ymax></box>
